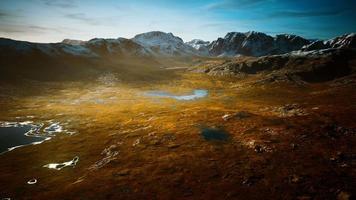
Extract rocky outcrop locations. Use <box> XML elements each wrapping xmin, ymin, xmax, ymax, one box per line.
<box><xmin>194</xmin><ymin>48</ymin><xmax>356</xmax><ymax>83</ymax></box>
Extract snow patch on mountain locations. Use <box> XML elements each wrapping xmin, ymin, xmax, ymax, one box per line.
<box><xmin>185</xmin><ymin>39</ymin><xmax>210</xmax><ymax>55</ymax></box>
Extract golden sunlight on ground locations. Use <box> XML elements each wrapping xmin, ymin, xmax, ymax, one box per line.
<box><xmin>0</xmin><ymin>73</ymin><xmax>355</xmax><ymax>199</ymax></box>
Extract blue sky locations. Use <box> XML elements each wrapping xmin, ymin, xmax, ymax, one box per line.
<box><xmin>0</xmin><ymin>0</ymin><xmax>355</xmax><ymax>42</ymax></box>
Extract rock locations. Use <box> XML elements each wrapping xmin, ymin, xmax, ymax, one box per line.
<box><xmin>88</xmin><ymin>145</ymin><xmax>119</xmax><ymax>170</ymax></box>
<box><xmin>273</xmin><ymin>104</ymin><xmax>307</xmax><ymax>117</ymax></box>
<box><xmin>222</xmin><ymin>111</ymin><xmax>252</xmax><ymax>121</ymax></box>
<box><xmin>289</xmin><ymin>174</ymin><xmax>301</xmax><ymax>183</ymax></box>
<box><xmin>244</xmin><ymin>140</ymin><xmax>273</xmax><ymax>153</ymax></box>
<box><xmin>132</xmin><ymin>138</ymin><xmax>141</xmax><ymax>147</ymax></box>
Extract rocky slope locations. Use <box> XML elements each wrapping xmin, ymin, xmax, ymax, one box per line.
<box><xmin>185</xmin><ymin>32</ymin><xmax>356</xmax><ymax>57</ymax></box>
<box><xmin>302</xmin><ymin>33</ymin><xmax>356</xmax><ymax>51</ymax></box>
<box><xmin>206</xmin><ymin>31</ymin><xmax>310</xmax><ymax>57</ymax></box>
<box><xmin>192</xmin><ymin>48</ymin><xmax>356</xmax><ymax>83</ymax></box>
<box><xmin>1</xmin><ymin>31</ymin><xmax>355</xmax><ymax>82</ymax></box>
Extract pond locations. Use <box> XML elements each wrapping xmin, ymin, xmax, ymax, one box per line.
<box><xmin>0</xmin><ymin>121</ymin><xmax>73</xmax><ymax>154</ymax></box>
<box><xmin>145</xmin><ymin>89</ymin><xmax>208</xmax><ymax>100</ymax></box>
<box><xmin>43</xmin><ymin>156</ymin><xmax>79</xmax><ymax>170</ymax></box>
<box><xmin>201</xmin><ymin>127</ymin><xmax>230</xmax><ymax>141</ymax></box>
<box><xmin>0</xmin><ymin>122</ymin><xmax>49</xmax><ymax>154</ymax></box>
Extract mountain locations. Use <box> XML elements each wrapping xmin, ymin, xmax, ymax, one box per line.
<box><xmin>1</xmin><ymin>31</ymin><xmax>355</xmax><ymax>82</ymax></box>
<box><xmin>85</xmin><ymin>37</ymin><xmax>151</xmax><ymax>57</ymax></box>
<box><xmin>0</xmin><ymin>37</ymin><xmax>96</xmax><ymax>57</ymax></box>
<box><xmin>0</xmin><ymin>37</ymin><xmax>163</xmax><ymax>82</ymax></box>
<box><xmin>326</xmin><ymin>33</ymin><xmax>356</xmax><ymax>49</ymax></box>
<box><xmin>302</xmin><ymin>33</ymin><xmax>356</xmax><ymax>51</ymax></box>
<box><xmin>62</xmin><ymin>39</ymin><xmax>86</xmax><ymax>45</ymax></box>
<box><xmin>192</xmin><ymin>48</ymin><xmax>356</xmax><ymax>83</ymax></box>
<box><xmin>208</xmin><ymin>31</ymin><xmax>311</xmax><ymax>57</ymax></box>
<box><xmin>185</xmin><ymin>39</ymin><xmax>210</xmax><ymax>55</ymax></box>
<box><xmin>132</xmin><ymin>31</ymin><xmax>199</xmax><ymax>56</ymax></box>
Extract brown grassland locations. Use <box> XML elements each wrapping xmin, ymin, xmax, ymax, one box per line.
<box><xmin>0</xmin><ymin>69</ymin><xmax>355</xmax><ymax>199</ymax></box>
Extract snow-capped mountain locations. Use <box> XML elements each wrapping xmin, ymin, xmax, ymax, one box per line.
<box><xmin>0</xmin><ymin>31</ymin><xmax>355</xmax><ymax>60</ymax></box>
<box><xmin>185</xmin><ymin>39</ymin><xmax>210</xmax><ymax>55</ymax></box>
<box><xmin>132</xmin><ymin>31</ymin><xmax>199</xmax><ymax>56</ymax></box>
<box><xmin>326</xmin><ymin>33</ymin><xmax>356</xmax><ymax>49</ymax></box>
<box><xmin>208</xmin><ymin>31</ymin><xmax>311</xmax><ymax>57</ymax></box>
<box><xmin>301</xmin><ymin>33</ymin><xmax>355</xmax><ymax>52</ymax></box>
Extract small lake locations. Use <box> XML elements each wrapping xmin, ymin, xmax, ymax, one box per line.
<box><xmin>0</xmin><ymin>121</ymin><xmax>72</xmax><ymax>154</ymax></box>
<box><xmin>145</xmin><ymin>89</ymin><xmax>208</xmax><ymax>100</ymax></box>
<box><xmin>0</xmin><ymin>124</ymin><xmax>49</xmax><ymax>154</ymax></box>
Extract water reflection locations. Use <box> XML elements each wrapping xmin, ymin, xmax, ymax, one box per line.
<box><xmin>0</xmin><ymin>122</ymin><xmax>49</xmax><ymax>154</ymax></box>
<box><xmin>43</xmin><ymin>156</ymin><xmax>79</xmax><ymax>170</ymax></box>
<box><xmin>145</xmin><ymin>89</ymin><xmax>208</xmax><ymax>100</ymax></box>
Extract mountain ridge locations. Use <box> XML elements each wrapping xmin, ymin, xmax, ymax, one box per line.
<box><xmin>2</xmin><ymin>31</ymin><xmax>354</xmax><ymax>59</ymax></box>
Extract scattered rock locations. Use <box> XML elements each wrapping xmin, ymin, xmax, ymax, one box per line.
<box><xmin>321</xmin><ymin>124</ymin><xmax>355</xmax><ymax>139</ymax></box>
<box><xmin>289</xmin><ymin>174</ymin><xmax>301</xmax><ymax>183</ymax></box>
<box><xmin>161</xmin><ymin>133</ymin><xmax>176</xmax><ymax>142</ymax></box>
<box><xmin>244</xmin><ymin>140</ymin><xmax>273</xmax><ymax>153</ymax></box>
<box><xmin>329</xmin><ymin>151</ymin><xmax>355</xmax><ymax>167</ymax></box>
<box><xmin>88</xmin><ymin>145</ymin><xmax>119</xmax><ymax>170</ymax></box>
<box><xmin>222</xmin><ymin>111</ymin><xmax>252</xmax><ymax>121</ymax></box>
<box><xmin>132</xmin><ymin>139</ymin><xmax>141</xmax><ymax>147</ymax></box>
<box><xmin>272</xmin><ymin>104</ymin><xmax>307</xmax><ymax>117</ymax></box>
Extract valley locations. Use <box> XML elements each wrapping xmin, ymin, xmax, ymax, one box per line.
<box><xmin>0</xmin><ymin>70</ymin><xmax>355</xmax><ymax>199</ymax></box>
<box><xmin>0</xmin><ymin>30</ymin><xmax>355</xmax><ymax>199</ymax></box>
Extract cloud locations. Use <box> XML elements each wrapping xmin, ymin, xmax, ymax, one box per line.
<box><xmin>268</xmin><ymin>9</ymin><xmax>348</xmax><ymax>18</ymax></box>
<box><xmin>64</xmin><ymin>13</ymin><xmax>99</xmax><ymax>25</ymax></box>
<box><xmin>0</xmin><ymin>24</ymin><xmax>62</xmax><ymax>34</ymax></box>
<box><xmin>41</xmin><ymin>0</ymin><xmax>77</xmax><ymax>9</ymax></box>
<box><xmin>0</xmin><ymin>10</ymin><xmax>21</xmax><ymax>20</ymax></box>
<box><xmin>27</xmin><ymin>25</ymin><xmax>62</xmax><ymax>32</ymax></box>
<box><xmin>204</xmin><ymin>0</ymin><xmax>269</xmax><ymax>10</ymax></box>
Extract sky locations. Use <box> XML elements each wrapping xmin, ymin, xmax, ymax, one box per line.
<box><xmin>0</xmin><ymin>0</ymin><xmax>355</xmax><ymax>43</ymax></box>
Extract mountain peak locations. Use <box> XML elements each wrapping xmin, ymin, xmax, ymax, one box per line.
<box><xmin>132</xmin><ymin>31</ymin><xmax>197</xmax><ymax>56</ymax></box>
<box><xmin>133</xmin><ymin>31</ymin><xmax>183</xmax><ymax>43</ymax></box>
